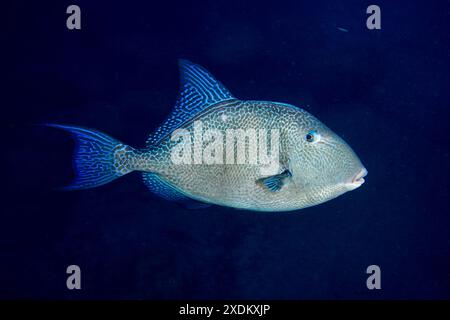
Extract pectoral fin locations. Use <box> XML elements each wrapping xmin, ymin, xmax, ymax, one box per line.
<box><xmin>257</xmin><ymin>170</ymin><xmax>292</xmax><ymax>192</ymax></box>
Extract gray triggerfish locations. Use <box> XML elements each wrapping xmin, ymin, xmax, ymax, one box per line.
<box><xmin>48</xmin><ymin>60</ymin><xmax>367</xmax><ymax>212</ymax></box>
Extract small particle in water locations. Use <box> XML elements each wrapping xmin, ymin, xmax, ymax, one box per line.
<box><xmin>337</xmin><ymin>27</ymin><xmax>349</xmax><ymax>32</ymax></box>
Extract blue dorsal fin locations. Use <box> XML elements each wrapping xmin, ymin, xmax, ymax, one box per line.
<box><xmin>147</xmin><ymin>60</ymin><xmax>236</xmax><ymax>146</ymax></box>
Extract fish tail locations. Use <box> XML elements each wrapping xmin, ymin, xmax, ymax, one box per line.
<box><xmin>46</xmin><ymin>124</ymin><xmax>135</xmax><ymax>190</ymax></box>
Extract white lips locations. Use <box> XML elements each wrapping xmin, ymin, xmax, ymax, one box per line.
<box><xmin>353</xmin><ymin>168</ymin><xmax>368</xmax><ymax>183</ymax></box>
<box><xmin>346</xmin><ymin>168</ymin><xmax>368</xmax><ymax>190</ymax></box>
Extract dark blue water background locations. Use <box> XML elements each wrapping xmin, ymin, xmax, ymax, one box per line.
<box><xmin>3</xmin><ymin>0</ymin><xmax>449</xmax><ymax>299</ymax></box>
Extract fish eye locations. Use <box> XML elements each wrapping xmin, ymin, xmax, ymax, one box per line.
<box><xmin>305</xmin><ymin>130</ymin><xmax>320</xmax><ymax>143</ymax></box>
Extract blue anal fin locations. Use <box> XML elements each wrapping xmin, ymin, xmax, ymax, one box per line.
<box><xmin>142</xmin><ymin>173</ymin><xmax>189</xmax><ymax>201</ymax></box>
<box><xmin>180</xmin><ymin>201</ymin><xmax>212</xmax><ymax>210</ymax></box>
<box><xmin>142</xmin><ymin>173</ymin><xmax>211</xmax><ymax>209</ymax></box>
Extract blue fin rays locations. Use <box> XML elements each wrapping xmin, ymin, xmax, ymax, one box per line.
<box><xmin>257</xmin><ymin>170</ymin><xmax>292</xmax><ymax>192</ymax></box>
<box><xmin>46</xmin><ymin>124</ymin><xmax>127</xmax><ymax>190</ymax></box>
<box><xmin>146</xmin><ymin>60</ymin><xmax>237</xmax><ymax>146</ymax></box>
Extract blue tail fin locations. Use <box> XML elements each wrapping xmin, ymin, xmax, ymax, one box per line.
<box><xmin>47</xmin><ymin>124</ymin><xmax>130</xmax><ymax>190</ymax></box>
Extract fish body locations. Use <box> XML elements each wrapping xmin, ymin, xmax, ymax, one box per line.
<box><xmin>49</xmin><ymin>60</ymin><xmax>367</xmax><ymax>212</ymax></box>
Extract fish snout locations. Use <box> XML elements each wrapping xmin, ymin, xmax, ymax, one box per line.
<box><xmin>346</xmin><ymin>167</ymin><xmax>368</xmax><ymax>190</ymax></box>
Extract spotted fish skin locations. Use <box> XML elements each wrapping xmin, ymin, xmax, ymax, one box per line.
<box><xmin>49</xmin><ymin>60</ymin><xmax>367</xmax><ymax>212</ymax></box>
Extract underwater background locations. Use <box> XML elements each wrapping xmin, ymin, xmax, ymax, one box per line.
<box><xmin>3</xmin><ymin>0</ymin><xmax>449</xmax><ymax>299</ymax></box>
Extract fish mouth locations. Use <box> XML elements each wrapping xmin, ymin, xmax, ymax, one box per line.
<box><xmin>346</xmin><ymin>168</ymin><xmax>368</xmax><ymax>190</ymax></box>
<box><xmin>352</xmin><ymin>168</ymin><xmax>368</xmax><ymax>184</ymax></box>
